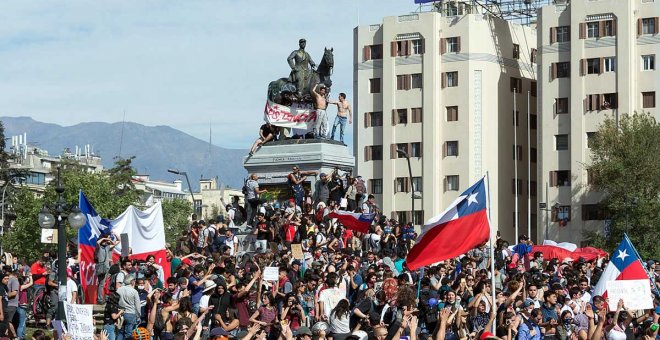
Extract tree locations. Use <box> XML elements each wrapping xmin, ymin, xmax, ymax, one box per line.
<box><xmin>3</xmin><ymin>158</ymin><xmax>143</xmax><ymax>260</ymax></box>
<box><xmin>161</xmin><ymin>198</ymin><xmax>193</xmax><ymax>248</ymax></box>
<box><xmin>585</xmin><ymin>112</ymin><xmax>660</xmax><ymax>259</ymax></box>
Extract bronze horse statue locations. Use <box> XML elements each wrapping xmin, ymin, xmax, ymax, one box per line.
<box><xmin>268</xmin><ymin>48</ymin><xmax>334</xmax><ymax>105</ymax></box>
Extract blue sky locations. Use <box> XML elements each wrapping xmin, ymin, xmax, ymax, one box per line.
<box><xmin>0</xmin><ymin>1</ymin><xmax>416</xmax><ymax>150</ymax></box>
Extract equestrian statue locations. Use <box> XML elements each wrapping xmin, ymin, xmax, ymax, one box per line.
<box><xmin>268</xmin><ymin>38</ymin><xmax>334</xmax><ymax>106</ymax></box>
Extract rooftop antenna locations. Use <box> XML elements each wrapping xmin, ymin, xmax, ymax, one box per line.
<box><xmin>118</xmin><ymin>109</ymin><xmax>126</xmax><ymax>158</ymax></box>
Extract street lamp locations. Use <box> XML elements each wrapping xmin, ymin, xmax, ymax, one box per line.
<box><xmin>396</xmin><ymin>149</ymin><xmax>419</xmax><ymax>226</ymax></box>
<box><xmin>167</xmin><ymin>168</ymin><xmax>197</xmax><ymax>211</ymax></box>
<box><xmin>37</xmin><ymin>168</ymin><xmax>86</xmax><ymax>320</ymax></box>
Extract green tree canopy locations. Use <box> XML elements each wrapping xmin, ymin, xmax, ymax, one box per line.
<box><xmin>161</xmin><ymin>198</ymin><xmax>193</xmax><ymax>249</ymax></box>
<box><xmin>586</xmin><ymin>112</ymin><xmax>660</xmax><ymax>259</ymax></box>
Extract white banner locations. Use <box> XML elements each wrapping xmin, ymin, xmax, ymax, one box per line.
<box><xmin>64</xmin><ymin>302</ymin><xmax>94</xmax><ymax>340</ymax></box>
<box><xmin>111</xmin><ymin>202</ymin><xmax>166</xmax><ymax>256</ymax></box>
<box><xmin>264</xmin><ymin>100</ymin><xmax>317</xmax><ymax>130</ymax></box>
<box><xmin>606</xmin><ymin>279</ymin><xmax>654</xmax><ymax>311</ymax></box>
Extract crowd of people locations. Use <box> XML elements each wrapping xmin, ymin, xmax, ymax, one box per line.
<box><xmin>3</xmin><ymin>166</ymin><xmax>659</xmax><ymax>340</ymax></box>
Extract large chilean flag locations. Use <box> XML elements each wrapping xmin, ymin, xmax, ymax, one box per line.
<box><xmin>327</xmin><ymin>211</ymin><xmax>375</xmax><ymax>233</ymax></box>
<box><xmin>78</xmin><ymin>191</ymin><xmax>115</xmax><ymax>295</ymax></box>
<box><xmin>406</xmin><ymin>177</ymin><xmax>490</xmax><ymax>270</ymax></box>
<box><xmin>592</xmin><ymin>235</ymin><xmax>651</xmax><ymax>298</ymax></box>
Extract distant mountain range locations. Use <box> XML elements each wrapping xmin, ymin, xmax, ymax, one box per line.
<box><xmin>1</xmin><ymin>117</ymin><xmax>247</xmax><ymax>189</ymax></box>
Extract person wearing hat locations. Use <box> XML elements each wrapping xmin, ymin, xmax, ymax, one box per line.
<box><xmin>287</xmin><ymin>38</ymin><xmax>317</xmax><ymax>99</ymax></box>
<box><xmin>518</xmin><ymin>299</ymin><xmax>542</xmax><ymax>339</ymax></box>
<box><xmin>297</xmin><ymin>326</ymin><xmax>313</xmax><ymax>340</ymax></box>
<box><xmin>314</xmin><ymin>172</ymin><xmax>330</xmax><ymax>204</ymax></box>
<box><xmin>117</xmin><ymin>275</ymin><xmax>141</xmax><ymax>340</ymax></box>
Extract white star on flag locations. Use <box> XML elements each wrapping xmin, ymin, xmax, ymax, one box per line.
<box><xmin>616</xmin><ymin>249</ymin><xmax>629</xmax><ymax>261</ymax></box>
<box><xmin>467</xmin><ymin>192</ymin><xmax>479</xmax><ymax>206</ymax></box>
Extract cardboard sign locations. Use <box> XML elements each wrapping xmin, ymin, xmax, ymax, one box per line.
<box><xmin>41</xmin><ymin>228</ymin><xmax>58</xmax><ymax>244</ymax></box>
<box><xmin>291</xmin><ymin>244</ymin><xmax>304</xmax><ymax>259</ymax></box>
<box><xmin>263</xmin><ymin>266</ymin><xmax>279</xmax><ymax>281</ymax></box>
<box><xmin>606</xmin><ymin>279</ymin><xmax>653</xmax><ymax>311</ymax></box>
<box><xmin>63</xmin><ymin>302</ymin><xmax>94</xmax><ymax>340</ymax></box>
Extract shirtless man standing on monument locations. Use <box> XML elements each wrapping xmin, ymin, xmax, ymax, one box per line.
<box><xmin>311</xmin><ymin>83</ymin><xmax>328</xmax><ymax>139</ymax></box>
<box><xmin>329</xmin><ymin>93</ymin><xmax>352</xmax><ymax>143</ymax></box>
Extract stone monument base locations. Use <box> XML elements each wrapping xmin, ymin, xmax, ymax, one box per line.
<box><xmin>243</xmin><ymin>139</ymin><xmax>355</xmax><ymax>200</ymax></box>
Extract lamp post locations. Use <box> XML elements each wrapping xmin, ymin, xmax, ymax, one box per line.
<box><xmin>396</xmin><ymin>149</ymin><xmax>417</xmax><ymax>225</ymax></box>
<box><xmin>167</xmin><ymin>168</ymin><xmax>197</xmax><ymax>212</ymax></box>
<box><xmin>37</xmin><ymin>168</ymin><xmax>87</xmax><ymax>320</ymax></box>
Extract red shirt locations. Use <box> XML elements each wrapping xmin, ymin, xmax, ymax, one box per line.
<box><xmin>31</xmin><ymin>262</ymin><xmax>47</xmax><ymax>285</ymax></box>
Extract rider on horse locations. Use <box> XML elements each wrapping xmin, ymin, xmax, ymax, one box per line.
<box><xmin>287</xmin><ymin>38</ymin><xmax>317</xmax><ymax>100</ymax></box>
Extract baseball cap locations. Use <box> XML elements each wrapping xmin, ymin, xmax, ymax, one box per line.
<box><xmin>320</xmin><ymin>172</ymin><xmax>327</xmax><ymax>177</ymax></box>
<box><xmin>480</xmin><ymin>332</ymin><xmax>498</xmax><ymax>340</ymax></box>
<box><xmin>297</xmin><ymin>327</ymin><xmax>312</xmax><ymax>336</ymax></box>
<box><xmin>182</xmin><ymin>258</ymin><xmax>193</xmax><ymax>266</ymax></box>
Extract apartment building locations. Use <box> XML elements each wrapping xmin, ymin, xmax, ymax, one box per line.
<box><xmin>354</xmin><ymin>7</ymin><xmax>538</xmax><ymax>242</ymax></box>
<box><xmin>537</xmin><ymin>0</ymin><xmax>659</xmax><ymax>244</ymax></box>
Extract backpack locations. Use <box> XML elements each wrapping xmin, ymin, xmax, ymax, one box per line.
<box><xmin>205</xmin><ymin>226</ymin><xmax>216</xmax><ymax>246</ymax></box>
<box><xmin>241</xmin><ymin>179</ymin><xmax>249</xmax><ymax>195</ymax></box>
<box><xmin>153</xmin><ymin>306</ymin><xmax>166</xmax><ymax>334</ymax></box>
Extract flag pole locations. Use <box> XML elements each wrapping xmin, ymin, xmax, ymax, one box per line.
<box><xmin>527</xmin><ymin>90</ymin><xmax>531</xmax><ymax>240</ymax></box>
<box><xmin>486</xmin><ymin>172</ymin><xmax>496</xmax><ymax>332</ymax></box>
<box><xmin>514</xmin><ymin>90</ymin><xmax>519</xmax><ymax>242</ymax></box>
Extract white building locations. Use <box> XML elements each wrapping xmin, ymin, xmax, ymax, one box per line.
<box><xmin>354</xmin><ymin>5</ymin><xmax>539</xmax><ymax>242</ymax></box>
<box><xmin>537</xmin><ymin>0</ymin><xmax>659</xmax><ymax>244</ymax></box>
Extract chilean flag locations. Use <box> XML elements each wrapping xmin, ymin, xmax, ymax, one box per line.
<box><xmin>78</xmin><ymin>191</ymin><xmax>115</xmax><ymax>296</ymax></box>
<box><xmin>328</xmin><ymin>210</ymin><xmax>375</xmax><ymax>233</ymax></box>
<box><xmin>592</xmin><ymin>235</ymin><xmax>650</xmax><ymax>298</ymax></box>
<box><xmin>406</xmin><ymin>177</ymin><xmax>490</xmax><ymax>270</ymax></box>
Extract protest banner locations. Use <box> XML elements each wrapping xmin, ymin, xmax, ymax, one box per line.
<box><xmin>263</xmin><ymin>266</ymin><xmax>279</xmax><ymax>281</ymax></box>
<box><xmin>64</xmin><ymin>302</ymin><xmax>94</xmax><ymax>340</ymax></box>
<box><xmin>264</xmin><ymin>100</ymin><xmax>317</xmax><ymax>131</ymax></box>
<box><xmin>606</xmin><ymin>279</ymin><xmax>653</xmax><ymax>311</ymax></box>
<box><xmin>291</xmin><ymin>244</ymin><xmax>304</xmax><ymax>260</ymax></box>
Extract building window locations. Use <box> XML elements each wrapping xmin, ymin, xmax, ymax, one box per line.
<box><xmin>531</xmin><ymin>81</ymin><xmax>537</xmax><ymax>97</ymax></box>
<box><xmin>556</xmin><ymin>98</ymin><xmax>569</xmax><ymax>114</ymax></box>
<box><xmin>411</xmin><ymin>73</ymin><xmax>423</xmax><ymax>89</ymax></box>
<box><xmin>441</xmin><ymin>37</ymin><xmax>461</xmax><ymax>54</ymax></box>
<box><xmin>396</xmin><ymin>211</ymin><xmax>408</xmax><ymax>224</ymax></box>
<box><xmin>395</xmin><ymin>177</ymin><xmax>409</xmax><ymax>193</ymax></box>
<box><xmin>412</xmin><ymin>211</ymin><xmax>424</xmax><ymax>225</ymax></box>
<box><xmin>531</xmin><ymin>148</ymin><xmax>537</xmax><ymax>163</ymax></box>
<box><xmin>445</xmin><ymin>141</ymin><xmax>459</xmax><ymax>157</ymax></box>
<box><xmin>411</xmin><ymin>39</ymin><xmax>424</xmax><ymax>54</ymax></box>
<box><xmin>513</xmin><ymin>145</ymin><xmax>523</xmax><ymax>161</ymax></box>
<box><xmin>363</xmin><ymin>44</ymin><xmax>383</xmax><ymax>61</ymax></box>
<box><xmin>369</xmin><ymin>179</ymin><xmax>383</xmax><ymax>194</ymax></box>
<box><xmin>510</xmin><ymin>77</ymin><xmax>522</xmax><ymax>92</ymax></box>
<box><xmin>582</xmin><ymin>204</ymin><xmax>608</xmax><ymax>221</ymax></box>
<box><xmin>447</xmin><ymin>106</ymin><xmax>458</xmax><ymax>121</ymax></box>
<box><xmin>395</xmin><ymin>109</ymin><xmax>408</xmax><ymax>124</ymax></box>
<box><xmin>530</xmin><ymin>48</ymin><xmax>537</xmax><ymax>63</ymax></box>
<box><xmin>603</xmin><ymin>20</ymin><xmax>615</xmax><ymax>36</ymax></box>
<box><xmin>369</xmin><ymin>78</ymin><xmax>381</xmax><ymax>93</ymax></box>
<box><xmin>550</xmin><ymin>170</ymin><xmax>571</xmax><ymax>187</ymax></box>
<box><xmin>512</xmin><ymin>179</ymin><xmax>523</xmax><ymax>195</ymax></box>
<box><xmin>395</xmin><ymin>143</ymin><xmax>409</xmax><ymax>158</ymax></box>
<box><xmin>26</xmin><ymin>172</ymin><xmax>46</xmax><ymax>185</ymax></box>
<box><xmin>587</xmin><ymin>22</ymin><xmax>600</xmax><ymax>38</ymax></box>
<box><xmin>530</xmin><ymin>181</ymin><xmax>537</xmax><ymax>197</ymax></box>
<box><xmin>412</xmin><ymin>177</ymin><xmax>423</xmax><ymax>193</ymax></box>
<box><xmin>586</xmin><ymin>58</ymin><xmax>600</xmax><ymax>74</ymax></box>
<box><xmin>411</xmin><ymin>107</ymin><xmax>423</xmax><ymax>123</ymax></box>
<box><xmin>642</xmin><ymin>55</ymin><xmax>655</xmax><ymax>70</ymax></box>
<box><xmin>555</xmin><ymin>134</ymin><xmax>569</xmax><ymax>150</ymax></box>
<box><xmin>445</xmin><ymin>175</ymin><xmax>459</xmax><ymax>191</ymax></box>
<box><xmin>530</xmin><ymin>114</ymin><xmax>537</xmax><ymax>130</ymax></box>
<box><xmin>396</xmin><ymin>75</ymin><xmax>407</xmax><ymax>90</ymax></box>
<box><xmin>643</xmin><ymin>92</ymin><xmax>656</xmax><ymax>108</ymax></box>
<box><xmin>365</xmin><ymin>111</ymin><xmax>383</xmax><ymax>127</ymax></box>
<box><xmin>603</xmin><ymin>57</ymin><xmax>616</xmax><ymax>73</ymax></box>
<box><xmin>553</xmin><ymin>62</ymin><xmax>570</xmax><ymax>78</ymax></box>
<box><xmin>513</xmin><ymin>44</ymin><xmax>520</xmax><ymax>59</ymax></box>
<box><xmin>602</xmin><ymin>93</ymin><xmax>618</xmax><ymax>109</ymax></box>
<box><xmin>410</xmin><ymin>142</ymin><xmax>422</xmax><ymax>157</ymax></box>
<box><xmin>554</xmin><ymin>26</ymin><xmax>570</xmax><ymax>43</ymax></box>
<box><xmin>443</xmin><ymin>71</ymin><xmax>458</xmax><ymax>87</ymax></box>
<box><xmin>552</xmin><ymin>205</ymin><xmax>571</xmax><ymax>222</ymax></box>
<box><xmin>365</xmin><ymin>145</ymin><xmax>383</xmax><ymax>161</ymax></box>
<box><xmin>587</xmin><ymin>132</ymin><xmax>597</xmax><ymax>148</ymax></box>
<box><xmin>447</xmin><ymin>2</ymin><xmax>459</xmax><ymax>16</ymax></box>
<box><xmin>641</xmin><ymin>18</ymin><xmax>658</xmax><ymax>35</ymax></box>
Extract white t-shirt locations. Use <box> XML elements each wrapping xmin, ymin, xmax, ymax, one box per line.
<box><xmin>318</xmin><ymin>287</ymin><xmax>344</xmax><ymax>320</ymax></box>
<box><xmin>225</xmin><ymin>235</ymin><xmax>238</xmax><ymax>255</ymax></box>
<box><xmin>200</xmin><ymin>295</ymin><xmax>211</xmax><ymax>310</ymax></box>
<box><xmin>66</xmin><ymin>278</ymin><xmax>78</xmax><ymax>303</ymax></box>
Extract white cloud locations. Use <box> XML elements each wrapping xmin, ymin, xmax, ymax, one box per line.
<box><xmin>0</xmin><ymin>0</ymin><xmax>414</xmax><ymax>149</ymax></box>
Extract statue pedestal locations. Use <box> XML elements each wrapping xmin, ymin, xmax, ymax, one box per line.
<box><xmin>243</xmin><ymin>139</ymin><xmax>355</xmax><ymax>199</ymax></box>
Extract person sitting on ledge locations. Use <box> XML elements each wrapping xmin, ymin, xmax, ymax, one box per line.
<box><xmin>249</xmin><ymin>122</ymin><xmax>278</xmax><ymax>156</ymax></box>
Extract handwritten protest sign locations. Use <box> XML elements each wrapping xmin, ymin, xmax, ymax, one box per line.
<box><xmin>64</xmin><ymin>302</ymin><xmax>95</xmax><ymax>340</ymax></box>
<box><xmin>263</xmin><ymin>266</ymin><xmax>279</xmax><ymax>281</ymax></box>
<box><xmin>606</xmin><ymin>279</ymin><xmax>653</xmax><ymax>311</ymax></box>
<box><xmin>291</xmin><ymin>244</ymin><xmax>304</xmax><ymax>260</ymax></box>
